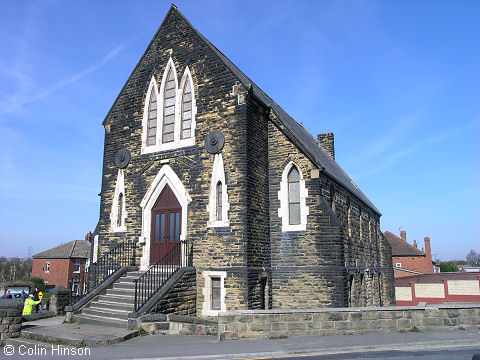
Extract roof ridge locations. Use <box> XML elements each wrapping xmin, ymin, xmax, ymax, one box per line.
<box><xmin>68</xmin><ymin>240</ymin><xmax>77</xmax><ymax>258</ymax></box>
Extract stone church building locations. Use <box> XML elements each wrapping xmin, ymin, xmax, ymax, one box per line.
<box><xmin>93</xmin><ymin>5</ymin><xmax>395</xmax><ymax>318</ymax></box>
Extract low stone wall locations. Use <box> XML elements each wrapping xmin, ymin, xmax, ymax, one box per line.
<box><xmin>136</xmin><ymin>313</ymin><xmax>217</xmax><ymax>335</ymax></box>
<box><xmin>48</xmin><ymin>286</ymin><xmax>71</xmax><ymax>315</ymax></box>
<box><xmin>0</xmin><ymin>299</ymin><xmax>23</xmax><ymax>346</ymax></box>
<box><xmin>218</xmin><ymin>304</ymin><xmax>480</xmax><ymax>340</ymax></box>
<box><xmin>150</xmin><ymin>269</ymin><xmax>196</xmax><ymax>316</ymax></box>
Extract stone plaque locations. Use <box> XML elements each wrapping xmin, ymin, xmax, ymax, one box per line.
<box><xmin>115</xmin><ymin>148</ymin><xmax>131</xmax><ymax>169</ymax></box>
<box><xmin>205</xmin><ymin>132</ymin><xmax>225</xmax><ymax>154</ymax></box>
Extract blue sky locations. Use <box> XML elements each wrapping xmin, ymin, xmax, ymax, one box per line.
<box><xmin>0</xmin><ymin>0</ymin><xmax>478</xmax><ymax>261</ymax></box>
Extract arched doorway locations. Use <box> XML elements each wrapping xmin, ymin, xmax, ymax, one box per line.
<box><xmin>150</xmin><ymin>184</ymin><xmax>181</xmax><ymax>264</ymax></box>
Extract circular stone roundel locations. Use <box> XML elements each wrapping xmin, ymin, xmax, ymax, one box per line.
<box><xmin>115</xmin><ymin>148</ymin><xmax>131</xmax><ymax>169</ymax></box>
<box><xmin>204</xmin><ymin>132</ymin><xmax>225</xmax><ymax>154</ymax></box>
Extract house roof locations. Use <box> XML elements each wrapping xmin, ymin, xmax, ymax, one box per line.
<box><xmin>102</xmin><ymin>5</ymin><xmax>380</xmax><ymax>215</ymax></box>
<box><xmin>383</xmin><ymin>231</ymin><xmax>425</xmax><ymax>257</ymax></box>
<box><xmin>33</xmin><ymin>240</ymin><xmax>90</xmax><ymax>259</ymax></box>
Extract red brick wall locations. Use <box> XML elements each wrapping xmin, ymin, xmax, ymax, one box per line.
<box><xmin>393</xmin><ymin>255</ymin><xmax>433</xmax><ymax>278</ymax></box>
<box><xmin>395</xmin><ymin>273</ymin><xmax>480</xmax><ymax>306</ymax></box>
<box><xmin>31</xmin><ymin>258</ymin><xmax>87</xmax><ymax>289</ymax></box>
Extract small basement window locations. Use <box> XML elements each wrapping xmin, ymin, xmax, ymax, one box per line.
<box><xmin>202</xmin><ymin>271</ymin><xmax>226</xmax><ymax>316</ymax></box>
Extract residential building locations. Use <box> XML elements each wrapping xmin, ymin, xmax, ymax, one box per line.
<box><xmin>384</xmin><ymin>230</ymin><xmax>437</xmax><ymax>278</ymax></box>
<box><xmin>31</xmin><ymin>240</ymin><xmax>90</xmax><ymax>292</ymax></box>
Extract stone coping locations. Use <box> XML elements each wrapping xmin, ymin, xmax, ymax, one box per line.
<box><xmin>219</xmin><ymin>303</ymin><xmax>480</xmax><ymax>316</ymax></box>
<box><xmin>0</xmin><ymin>299</ymin><xmax>23</xmax><ymax>309</ymax></box>
<box><xmin>168</xmin><ymin>314</ymin><xmax>217</xmax><ymax>325</ymax></box>
<box><xmin>23</xmin><ymin>311</ymin><xmax>55</xmax><ymax>322</ymax></box>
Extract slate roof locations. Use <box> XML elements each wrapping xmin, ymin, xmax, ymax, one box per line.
<box><xmin>103</xmin><ymin>5</ymin><xmax>380</xmax><ymax>215</ymax></box>
<box><xmin>33</xmin><ymin>240</ymin><xmax>90</xmax><ymax>259</ymax></box>
<box><xmin>383</xmin><ymin>231</ymin><xmax>425</xmax><ymax>257</ymax></box>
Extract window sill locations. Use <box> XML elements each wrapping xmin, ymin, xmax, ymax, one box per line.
<box><xmin>141</xmin><ymin>137</ymin><xmax>195</xmax><ymax>155</ymax></box>
<box><xmin>110</xmin><ymin>225</ymin><xmax>126</xmax><ymax>233</ymax></box>
<box><xmin>207</xmin><ymin>220</ymin><xmax>230</xmax><ymax>228</ymax></box>
<box><xmin>281</xmin><ymin>223</ymin><xmax>307</xmax><ymax>232</ymax></box>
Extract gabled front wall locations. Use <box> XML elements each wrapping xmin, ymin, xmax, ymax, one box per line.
<box><xmin>96</xmin><ymin>10</ymin><xmax>252</xmax><ymax>315</ymax></box>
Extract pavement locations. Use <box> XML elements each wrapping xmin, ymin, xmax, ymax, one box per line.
<box><xmin>1</xmin><ymin>316</ymin><xmax>480</xmax><ymax>359</ymax></box>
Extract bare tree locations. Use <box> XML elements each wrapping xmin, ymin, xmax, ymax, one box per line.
<box><xmin>466</xmin><ymin>249</ymin><xmax>480</xmax><ymax>266</ymax></box>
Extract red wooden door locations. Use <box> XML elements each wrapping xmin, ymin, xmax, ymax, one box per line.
<box><xmin>150</xmin><ymin>185</ymin><xmax>181</xmax><ymax>264</ymax></box>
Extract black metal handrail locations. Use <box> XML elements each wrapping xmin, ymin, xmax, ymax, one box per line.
<box><xmin>69</xmin><ymin>239</ymin><xmax>137</xmax><ymax>305</ymax></box>
<box><xmin>134</xmin><ymin>240</ymin><xmax>192</xmax><ymax>312</ymax></box>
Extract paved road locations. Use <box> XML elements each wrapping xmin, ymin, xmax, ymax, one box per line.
<box><xmin>2</xmin><ymin>330</ymin><xmax>479</xmax><ymax>360</ymax></box>
<box><xmin>253</xmin><ymin>346</ymin><xmax>480</xmax><ymax>360</ymax></box>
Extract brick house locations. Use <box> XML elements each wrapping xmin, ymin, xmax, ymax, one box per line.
<box><xmin>91</xmin><ymin>5</ymin><xmax>395</xmax><ymax>317</ymax></box>
<box><xmin>31</xmin><ymin>240</ymin><xmax>90</xmax><ymax>292</ymax></box>
<box><xmin>384</xmin><ymin>230</ymin><xmax>437</xmax><ymax>278</ymax></box>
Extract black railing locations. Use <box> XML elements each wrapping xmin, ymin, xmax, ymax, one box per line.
<box><xmin>134</xmin><ymin>240</ymin><xmax>192</xmax><ymax>312</ymax></box>
<box><xmin>69</xmin><ymin>239</ymin><xmax>137</xmax><ymax>305</ymax></box>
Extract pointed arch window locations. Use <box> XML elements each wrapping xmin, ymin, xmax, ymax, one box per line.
<box><xmin>288</xmin><ymin>167</ymin><xmax>301</xmax><ymax>225</ymax></box>
<box><xmin>208</xmin><ymin>154</ymin><xmax>229</xmax><ymax>227</ymax></box>
<box><xmin>278</xmin><ymin>162</ymin><xmax>309</xmax><ymax>231</ymax></box>
<box><xmin>181</xmin><ymin>77</ymin><xmax>192</xmax><ymax>139</ymax></box>
<box><xmin>162</xmin><ymin>69</ymin><xmax>176</xmax><ymax>143</ymax></box>
<box><xmin>147</xmin><ymin>90</ymin><xmax>157</xmax><ymax>146</ymax></box>
<box><xmin>141</xmin><ymin>59</ymin><xmax>196</xmax><ymax>155</ymax></box>
<box><xmin>117</xmin><ymin>193</ymin><xmax>124</xmax><ymax>227</ymax></box>
<box><xmin>110</xmin><ymin>169</ymin><xmax>126</xmax><ymax>232</ymax></box>
<box><xmin>216</xmin><ymin>181</ymin><xmax>223</xmax><ymax>221</ymax></box>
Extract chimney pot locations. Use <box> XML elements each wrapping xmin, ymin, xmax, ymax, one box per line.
<box><xmin>413</xmin><ymin>240</ymin><xmax>417</xmax><ymax>248</ymax></box>
<box><xmin>317</xmin><ymin>132</ymin><xmax>335</xmax><ymax>160</ymax></box>
<box><xmin>400</xmin><ymin>230</ymin><xmax>406</xmax><ymax>241</ymax></box>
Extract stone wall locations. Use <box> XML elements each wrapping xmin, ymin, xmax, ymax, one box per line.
<box><xmin>48</xmin><ymin>286</ymin><xmax>71</xmax><ymax>316</ymax></box>
<box><xmin>0</xmin><ymin>299</ymin><xmax>23</xmax><ymax>346</ymax></box>
<box><xmin>151</xmin><ymin>269</ymin><xmax>196</xmax><ymax>315</ymax></box>
<box><xmin>218</xmin><ymin>304</ymin><xmax>480</xmax><ymax>340</ymax></box>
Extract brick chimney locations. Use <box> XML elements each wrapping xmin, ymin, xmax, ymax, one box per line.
<box><xmin>413</xmin><ymin>240</ymin><xmax>417</xmax><ymax>248</ymax></box>
<box><xmin>85</xmin><ymin>231</ymin><xmax>93</xmax><ymax>242</ymax></box>
<box><xmin>400</xmin><ymin>230</ymin><xmax>406</xmax><ymax>241</ymax></box>
<box><xmin>317</xmin><ymin>132</ymin><xmax>335</xmax><ymax>160</ymax></box>
<box><xmin>424</xmin><ymin>236</ymin><xmax>432</xmax><ymax>262</ymax></box>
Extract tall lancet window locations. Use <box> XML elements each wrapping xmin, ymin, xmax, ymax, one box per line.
<box><xmin>181</xmin><ymin>77</ymin><xmax>192</xmax><ymax>139</ymax></box>
<box><xmin>110</xmin><ymin>169</ymin><xmax>126</xmax><ymax>232</ymax></box>
<box><xmin>288</xmin><ymin>166</ymin><xmax>301</xmax><ymax>225</ymax></box>
<box><xmin>278</xmin><ymin>161</ymin><xmax>308</xmax><ymax>231</ymax></box>
<box><xmin>147</xmin><ymin>90</ymin><xmax>157</xmax><ymax>146</ymax></box>
<box><xmin>208</xmin><ymin>153</ymin><xmax>229</xmax><ymax>227</ymax></box>
<box><xmin>117</xmin><ymin>193</ymin><xmax>124</xmax><ymax>227</ymax></box>
<box><xmin>216</xmin><ymin>181</ymin><xmax>222</xmax><ymax>221</ymax></box>
<box><xmin>162</xmin><ymin>69</ymin><xmax>176</xmax><ymax>143</ymax></box>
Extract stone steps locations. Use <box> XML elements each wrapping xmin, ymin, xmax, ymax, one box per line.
<box><xmin>75</xmin><ymin>269</ymin><xmax>146</xmax><ymax>328</ymax></box>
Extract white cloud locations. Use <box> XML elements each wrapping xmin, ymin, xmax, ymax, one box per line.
<box><xmin>0</xmin><ymin>44</ymin><xmax>125</xmax><ymax>116</ymax></box>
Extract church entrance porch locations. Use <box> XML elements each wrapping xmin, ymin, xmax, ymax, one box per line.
<box><xmin>139</xmin><ymin>165</ymin><xmax>192</xmax><ymax>271</ymax></box>
<box><xmin>150</xmin><ymin>185</ymin><xmax>181</xmax><ymax>265</ymax></box>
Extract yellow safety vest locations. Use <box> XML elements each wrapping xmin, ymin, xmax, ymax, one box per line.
<box><xmin>23</xmin><ymin>298</ymin><xmax>41</xmax><ymax>315</ymax></box>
